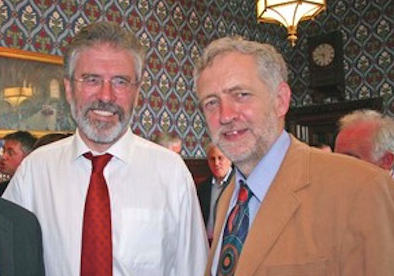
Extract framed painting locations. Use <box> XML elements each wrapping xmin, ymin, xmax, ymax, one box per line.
<box><xmin>0</xmin><ymin>47</ymin><xmax>75</xmax><ymax>138</ymax></box>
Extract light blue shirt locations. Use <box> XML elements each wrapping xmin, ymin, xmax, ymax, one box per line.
<box><xmin>211</xmin><ymin>130</ymin><xmax>291</xmax><ymax>275</ymax></box>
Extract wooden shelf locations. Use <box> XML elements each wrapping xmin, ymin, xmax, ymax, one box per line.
<box><xmin>286</xmin><ymin>98</ymin><xmax>383</xmax><ymax>148</ymax></box>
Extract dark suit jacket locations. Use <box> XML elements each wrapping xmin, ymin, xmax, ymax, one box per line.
<box><xmin>205</xmin><ymin>136</ymin><xmax>394</xmax><ymax>276</ymax></box>
<box><xmin>0</xmin><ymin>198</ymin><xmax>45</xmax><ymax>276</ymax></box>
<box><xmin>197</xmin><ymin>176</ymin><xmax>213</xmax><ymax>226</ymax></box>
<box><xmin>197</xmin><ymin>168</ymin><xmax>234</xmax><ymax>227</ymax></box>
<box><xmin>0</xmin><ymin>180</ymin><xmax>10</xmax><ymax>196</ymax></box>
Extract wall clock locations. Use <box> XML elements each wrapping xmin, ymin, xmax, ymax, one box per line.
<box><xmin>308</xmin><ymin>31</ymin><xmax>345</xmax><ymax>102</ymax></box>
<box><xmin>312</xmin><ymin>43</ymin><xmax>335</xmax><ymax>67</ymax></box>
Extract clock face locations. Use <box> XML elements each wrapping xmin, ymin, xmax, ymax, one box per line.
<box><xmin>312</xmin><ymin>43</ymin><xmax>335</xmax><ymax>67</ymax></box>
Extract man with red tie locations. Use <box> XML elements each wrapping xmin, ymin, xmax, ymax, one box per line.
<box><xmin>3</xmin><ymin>22</ymin><xmax>208</xmax><ymax>276</ymax></box>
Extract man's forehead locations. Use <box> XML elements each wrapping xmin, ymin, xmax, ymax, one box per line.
<box><xmin>3</xmin><ymin>140</ymin><xmax>22</xmax><ymax>149</ymax></box>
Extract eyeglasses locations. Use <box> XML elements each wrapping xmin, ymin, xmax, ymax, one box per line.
<box><xmin>72</xmin><ymin>75</ymin><xmax>139</xmax><ymax>94</ymax></box>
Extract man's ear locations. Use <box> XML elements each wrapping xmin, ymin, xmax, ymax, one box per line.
<box><xmin>133</xmin><ymin>86</ymin><xmax>141</xmax><ymax>107</ymax></box>
<box><xmin>64</xmin><ymin>78</ymin><xmax>73</xmax><ymax>104</ymax></box>
<box><xmin>379</xmin><ymin>151</ymin><xmax>394</xmax><ymax>171</ymax></box>
<box><xmin>275</xmin><ymin>82</ymin><xmax>291</xmax><ymax>118</ymax></box>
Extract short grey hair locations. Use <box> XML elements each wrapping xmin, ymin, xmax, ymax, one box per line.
<box><xmin>153</xmin><ymin>132</ymin><xmax>181</xmax><ymax>148</ymax></box>
<box><xmin>193</xmin><ymin>36</ymin><xmax>288</xmax><ymax>94</ymax></box>
<box><xmin>64</xmin><ymin>21</ymin><xmax>145</xmax><ymax>83</ymax></box>
<box><xmin>338</xmin><ymin>109</ymin><xmax>394</xmax><ymax>161</ymax></box>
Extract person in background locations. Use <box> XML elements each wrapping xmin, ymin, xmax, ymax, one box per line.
<box><xmin>194</xmin><ymin>36</ymin><xmax>394</xmax><ymax>276</ymax></box>
<box><xmin>32</xmin><ymin>132</ymin><xmax>72</xmax><ymax>150</ymax></box>
<box><xmin>0</xmin><ymin>197</ymin><xmax>45</xmax><ymax>276</ymax></box>
<box><xmin>197</xmin><ymin>143</ymin><xmax>234</xmax><ymax>245</ymax></box>
<box><xmin>0</xmin><ymin>131</ymin><xmax>36</xmax><ymax>195</ymax></box>
<box><xmin>153</xmin><ymin>131</ymin><xmax>183</xmax><ymax>154</ymax></box>
<box><xmin>311</xmin><ymin>142</ymin><xmax>332</xmax><ymax>153</ymax></box>
<box><xmin>3</xmin><ymin>21</ymin><xmax>207</xmax><ymax>276</ymax></box>
<box><xmin>335</xmin><ymin>109</ymin><xmax>394</xmax><ymax>174</ymax></box>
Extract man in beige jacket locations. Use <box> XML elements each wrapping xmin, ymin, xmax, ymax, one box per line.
<box><xmin>194</xmin><ymin>36</ymin><xmax>394</xmax><ymax>276</ymax></box>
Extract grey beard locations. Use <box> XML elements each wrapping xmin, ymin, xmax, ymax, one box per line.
<box><xmin>70</xmin><ymin>100</ymin><xmax>134</xmax><ymax>144</ymax></box>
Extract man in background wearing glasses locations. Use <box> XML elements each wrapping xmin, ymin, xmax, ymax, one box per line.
<box><xmin>3</xmin><ymin>21</ymin><xmax>208</xmax><ymax>276</ymax></box>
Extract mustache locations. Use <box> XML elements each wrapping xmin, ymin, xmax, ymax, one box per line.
<box><xmin>84</xmin><ymin>101</ymin><xmax>124</xmax><ymax>120</ymax></box>
<box><xmin>216</xmin><ymin>125</ymin><xmax>239</xmax><ymax>135</ymax></box>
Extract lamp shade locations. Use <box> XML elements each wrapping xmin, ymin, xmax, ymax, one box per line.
<box><xmin>3</xmin><ymin>86</ymin><xmax>33</xmax><ymax>107</ymax></box>
<box><xmin>257</xmin><ymin>0</ymin><xmax>326</xmax><ymax>46</ymax></box>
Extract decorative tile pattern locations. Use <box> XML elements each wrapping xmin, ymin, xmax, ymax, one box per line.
<box><xmin>288</xmin><ymin>0</ymin><xmax>394</xmax><ymax>110</ymax></box>
<box><xmin>0</xmin><ymin>0</ymin><xmax>393</xmax><ymax>157</ymax></box>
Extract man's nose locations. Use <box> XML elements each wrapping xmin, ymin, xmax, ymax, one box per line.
<box><xmin>219</xmin><ymin>99</ymin><xmax>238</xmax><ymax>124</ymax></box>
<box><xmin>97</xmin><ymin>80</ymin><xmax>116</xmax><ymax>102</ymax></box>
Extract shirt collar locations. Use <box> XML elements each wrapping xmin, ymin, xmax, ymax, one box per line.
<box><xmin>71</xmin><ymin>128</ymin><xmax>135</xmax><ymax>163</ymax></box>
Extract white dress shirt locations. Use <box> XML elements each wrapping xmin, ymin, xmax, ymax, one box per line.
<box><xmin>3</xmin><ymin>128</ymin><xmax>208</xmax><ymax>276</ymax></box>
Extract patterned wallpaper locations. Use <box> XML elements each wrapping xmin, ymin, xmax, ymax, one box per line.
<box><xmin>0</xmin><ymin>0</ymin><xmax>393</xmax><ymax>157</ymax></box>
<box><xmin>286</xmin><ymin>0</ymin><xmax>394</xmax><ymax>111</ymax></box>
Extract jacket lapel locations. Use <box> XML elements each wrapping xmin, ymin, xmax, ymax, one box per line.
<box><xmin>0</xmin><ymin>204</ymin><xmax>15</xmax><ymax>276</ymax></box>
<box><xmin>204</xmin><ymin>177</ymin><xmax>236</xmax><ymax>276</ymax></box>
<box><xmin>205</xmin><ymin>137</ymin><xmax>311</xmax><ymax>276</ymax></box>
<box><xmin>236</xmin><ymin>137</ymin><xmax>311</xmax><ymax>275</ymax></box>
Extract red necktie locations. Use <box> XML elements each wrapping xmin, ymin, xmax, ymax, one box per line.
<box><xmin>81</xmin><ymin>152</ymin><xmax>113</xmax><ymax>276</ymax></box>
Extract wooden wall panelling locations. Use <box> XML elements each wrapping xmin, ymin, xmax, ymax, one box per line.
<box><xmin>286</xmin><ymin>97</ymin><xmax>383</xmax><ymax>148</ymax></box>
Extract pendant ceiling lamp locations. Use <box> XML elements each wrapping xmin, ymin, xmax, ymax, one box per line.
<box><xmin>3</xmin><ymin>86</ymin><xmax>33</xmax><ymax>107</ymax></box>
<box><xmin>257</xmin><ymin>0</ymin><xmax>326</xmax><ymax>46</ymax></box>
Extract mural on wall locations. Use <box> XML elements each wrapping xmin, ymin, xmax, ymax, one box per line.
<box><xmin>0</xmin><ymin>0</ymin><xmax>393</xmax><ymax>156</ymax></box>
<box><xmin>0</xmin><ymin>48</ymin><xmax>75</xmax><ymax>136</ymax></box>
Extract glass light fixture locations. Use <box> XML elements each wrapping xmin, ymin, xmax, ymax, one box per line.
<box><xmin>257</xmin><ymin>0</ymin><xmax>326</xmax><ymax>46</ymax></box>
<box><xmin>3</xmin><ymin>86</ymin><xmax>33</xmax><ymax>107</ymax></box>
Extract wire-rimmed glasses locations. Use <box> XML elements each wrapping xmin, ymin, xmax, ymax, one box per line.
<box><xmin>73</xmin><ymin>75</ymin><xmax>139</xmax><ymax>94</ymax></box>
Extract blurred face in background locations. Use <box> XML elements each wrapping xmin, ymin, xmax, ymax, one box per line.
<box><xmin>334</xmin><ymin>122</ymin><xmax>394</xmax><ymax>170</ymax></box>
<box><xmin>168</xmin><ymin>141</ymin><xmax>182</xmax><ymax>154</ymax></box>
<box><xmin>0</xmin><ymin>140</ymin><xmax>27</xmax><ymax>177</ymax></box>
<box><xmin>207</xmin><ymin>145</ymin><xmax>232</xmax><ymax>182</ymax></box>
<box><xmin>335</xmin><ymin>123</ymin><xmax>376</xmax><ymax>164</ymax></box>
